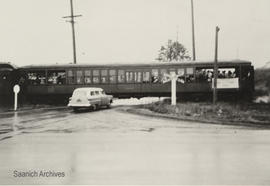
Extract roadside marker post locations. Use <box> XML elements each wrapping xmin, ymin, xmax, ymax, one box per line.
<box><xmin>164</xmin><ymin>74</ymin><xmax>182</xmax><ymax>106</ymax></box>
<box><xmin>13</xmin><ymin>85</ymin><xmax>20</xmax><ymax>111</ymax></box>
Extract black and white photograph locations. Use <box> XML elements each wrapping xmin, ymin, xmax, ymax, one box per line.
<box><xmin>0</xmin><ymin>0</ymin><xmax>270</xmax><ymax>185</ymax></box>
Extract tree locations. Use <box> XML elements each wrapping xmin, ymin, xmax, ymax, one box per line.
<box><xmin>156</xmin><ymin>40</ymin><xmax>191</xmax><ymax>62</ymax></box>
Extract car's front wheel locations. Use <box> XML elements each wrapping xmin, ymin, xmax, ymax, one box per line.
<box><xmin>106</xmin><ymin>103</ymin><xmax>111</xmax><ymax>109</ymax></box>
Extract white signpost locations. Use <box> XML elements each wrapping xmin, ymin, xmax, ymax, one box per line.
<box><xmin>164</xmin><ymin>73</ymin><xmax>183</xmax><ymax>106</ymax></box>
<box><xmin>13</xmin><ymin>85</ymin><xmax>20</xmax><ymax>111</ymax></box>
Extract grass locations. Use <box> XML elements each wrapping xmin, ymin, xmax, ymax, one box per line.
<box><xmin>255</xmin><ymin>68</ymin><xmax>270</xmax><ymax>97</ymax></box>
<box><xmin>142</xmin><ymin>100</ymin><xmax>270</xmax><ymax>126</ymax></box>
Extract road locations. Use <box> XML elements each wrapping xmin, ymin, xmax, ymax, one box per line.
<box><xmin>0</xmin><ymin>102</ymin><xmax>270</xmax><ymax>185</ymax></box>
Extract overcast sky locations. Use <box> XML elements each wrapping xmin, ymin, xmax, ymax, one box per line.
<box><xmin>0</xmin><ymin>0</ymin><xmax>269</xmax><ymax>68</ymax></box>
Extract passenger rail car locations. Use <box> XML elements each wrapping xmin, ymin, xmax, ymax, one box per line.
<box><xmin>0</xmin><ymin>62</ymin><xmax>19</xmax><ymax>103</ymax></box>
<box><xmin>18</xmin><ymin>60</ymin><xmax>254</xmax><ymax>102</ymax></box>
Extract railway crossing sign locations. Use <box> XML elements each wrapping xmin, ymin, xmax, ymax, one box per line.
<box><xmin>163</xmin><ymin>73</ymin><xmax>183</xmax><ymax>105</ymax></box>
<box><xmin>13</xmin><ymin>85</ymin><xmax>20</xmax><ymax>111</ymax></box>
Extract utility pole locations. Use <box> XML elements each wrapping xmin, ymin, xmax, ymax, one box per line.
<box><xmin>213</xmin><ymin>26</ymin><xmax>220</xmax><ymax>105</ymax></box>
<box><xmin>63</xmin><ymin>0</ymin><xmax>82</xmax><ymax>64</ymax></box>
<box><xmin>191</xmin><ymin>0</ymin><xmax>196</xmax><ymax>61</ymax></box>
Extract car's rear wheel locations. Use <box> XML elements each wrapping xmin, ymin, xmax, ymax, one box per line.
<box><xmin>92</xmin><ymin>104</ymin><xmax>98</xmax><ymax>111</ymax></box>
<box><xmin>73</xmin><ymin>107</ymin><xmax>79</xmax><ymax>112</ymax></box>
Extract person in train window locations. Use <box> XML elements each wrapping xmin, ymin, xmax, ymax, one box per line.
<box><xmin>57</xmin><ymin>75</ymin><xmax>63</xmax><ymax>84</ymax></box>
<box><xmin>207</xmin><ymin>71</ymin><xmax>212</xmax><ymax>82</ymax></box>
<box><xmin>35</xmin><ymin>76</ymin><xmax>41</xmax><ymax>85</ymax></box>
<box><xmin>228</xmin><ymin>70</ymin><xmax>233</xmax><ymax>78</ymax></box>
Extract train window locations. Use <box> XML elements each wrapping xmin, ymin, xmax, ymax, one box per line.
<box><xmin>134</xmin><ymin>71</ymin><xmax>142</xmax><ymax>83</ymax></box>
<box><xmin>101</xmin><ymin>77</ymin><xmax>107</xmax><ymax>83</ymax></box>
<box><xmin>27</xmin><ymin>71</ymin><xmax>46</xmax><ymax>85</ymax></box>
<box><xmin>118</xmin><ymin>70</ymin><xmax>125</xmax><ymax>83</ymax></box>
<box><xmin>241</xmin><ymin>67</ymin><xmax>251</xmax><ymax>80</ymax></box>
<box><xmin>142</xmin><ymin>71</ymin><xmax>150</xmax><ymax>83</ymax></box>
<box><xmin>93</xmin><ymin>70</ymin><xmax>99</xmax><ymax>76</ymax></box>
<box><xmin>195</xmin><ymin>68</ymin><xmax>213</xmax><ymax>82</ymax></box>
<box><xmin>169</xmin><ymin>69</ymin><xmax>176</xmax><ymax>75</ymax></box>
<box><xmin>84</xmin><ymin>70</ymin><xmax>91</xmax><ymax>84</ymax></box>
<box><xmin>67</xmin><ymin>70</ymin><xmax>75</xmax><ymax>84</ymax></box>
<box><xmin>93</xmin><ymin>70</ymin><xmax>100</xmax><ymax>84</ymax></box>
<box><xmin>109</xmin><ymin>70</ymin><xmax>116</xmax><ymax>83</ymax></box>
<box><xmin>151</xmin><ymin>69</ymin><xmax>159</xmax><ymax>83</ymax></box>
<box><xmin>126</xmin><ymin>71</ymin><xmax>134</xmax><ymax>83</ymax></box>
<box><xmin>160</xmin><ymin>69</ymin><xmax>167</xmax><ymax>75</ymax></box>
<box><xmin>177</xmin><ymin>68</ymin><xmax>185</xmax><ymax>76</ymax></box>
<box><xmin>76</xmin><ymin>70</ymin><xmax>83</xmax><ymax>84</ymax></box>
<box><xmin>195</xmin><ymin>67</ymin><xmax>238</xmax><ymax>83</ymax></box>
<box><xmin>218</xmin><ymin>68</ymin><xmax>237</xmax><ymax>78</ymax></box>
<box><xmin>85</xmin><ymin>70</ymin><xmax>91</xmax><ymax>76</ymax></box>
<box><xmin>48</xmin><ymin>71</ymin><xmax>66</xmax><ymax>85</ymax></box>
<box><xmin>160</xmin><ymin>69</ymin><xmax>170</xmax><ymax>83</ymax></box>
<box><xmin>177</xmin><ymin>68</ymin><xmax>185</xmax><ymax>83</ymax></box>
<box><xmin>101</xmin><ymin>70</ymin><xmax>108</xmax><ymax>83</ymax></box>
<box><xmin>93</xmin><ymin>77</ymin><xmax>100</xmax><ymax>84</ymax></box>
<box><xmin>186</xmin><ymin>67</ymin><xmax>193</xmax><ymax>74</ymax></box>
<box><xmin>185</xmin><ymin>67</ymin><xmax>195</xmax><ymax>83</ymax></box>
<box><xmin>101</xmin><ymin>70</ymin><xmax>107</xmax><ymax>76</ymax></box>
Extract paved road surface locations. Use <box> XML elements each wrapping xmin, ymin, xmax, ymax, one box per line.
<box><xmin>0</xmin><ymin>104</ymin><xmax>270</xmax><ymax>185</ymax></box>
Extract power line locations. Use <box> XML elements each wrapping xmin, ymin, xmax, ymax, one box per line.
<box><xmin>63</xmin><ymin>0</ymin><xmax>82</xmax><ymax>64</ymax></box>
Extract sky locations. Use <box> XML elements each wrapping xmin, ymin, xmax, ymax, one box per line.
<box><xmin>0</xmin><ymin>0</ymin><xmax>269</xmax><ymax>68</ymax></box>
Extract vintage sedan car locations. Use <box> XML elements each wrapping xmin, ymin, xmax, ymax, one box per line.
<box><xmin>68</xmin><ymin>87</ymin><xmax>113</xmax><ymax>111</ymax></box>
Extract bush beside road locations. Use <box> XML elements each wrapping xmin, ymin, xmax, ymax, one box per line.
<box><xmin>127</xmin><ymin>100</ymin><xmax>270</xmax><ymax>128</ymax></box>
<box><xmin>255</xmin><ymin>68</ymin><xmax>270</xmax><ymax>103</ymax></box>
<box><xmin>125</xmin><ymin>67</ymin><xmax>270</xmax><ymax>128</ymax></box>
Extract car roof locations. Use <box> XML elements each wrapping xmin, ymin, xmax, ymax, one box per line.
<box><xmin>74</xmin><ymin>87</ymin><xmax>103</xmax><ymax>92</ymax></box>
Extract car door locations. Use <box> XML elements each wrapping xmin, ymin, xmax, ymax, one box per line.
<box><xmin>88</xmin><ymin>91</ymin><xmax>98</xmax><ymax>106</ymax></box>
<box><xmin>94</xmin><ymin>91</ymin><xmax>102</xmax><ymax>106</ymax></box>
<box><xmin>100</xmin><ymin>90</ymin><xmax>108</xmax><ymax>105</ymax></box>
